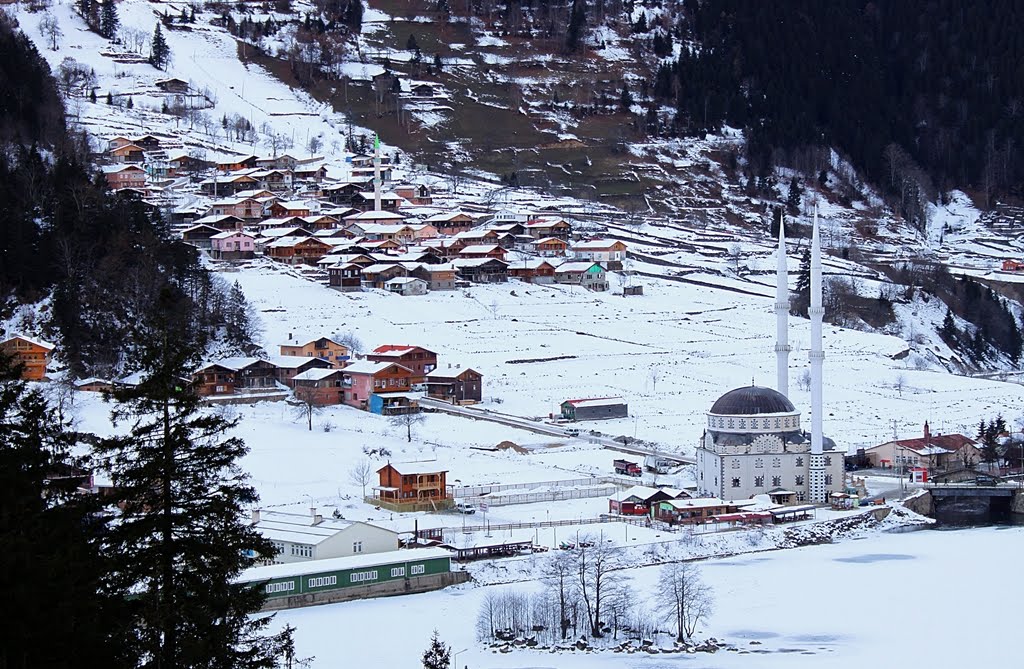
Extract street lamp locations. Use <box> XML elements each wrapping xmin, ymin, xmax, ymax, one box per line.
<box><xmin>452</xmin><ymin>647</ymin><xmax>468</xmax><ymax>669</ymax></box>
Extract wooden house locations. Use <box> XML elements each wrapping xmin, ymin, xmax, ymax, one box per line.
<box><xmin>1</xmin><ymin>335</ymin><xmax>54</xmax><ymax>381</ymax></box>
<box><xmin>210</xmin><ymin>231</ymin><xmax>256</xmax><ymax>260</ymax></box>
<box><xmin>366</xmin><ymin>345</ymin><xmax>438</xmax><ymax>380</ymax></box>
<box><xmin>192</xmin><ymin>214</ymin><xmax>245</xmax><ymax>231</ymax></box>
<box><xmin>607</xmin><ymin>485</ymin><xmax>689</xmax><ymax>516</ymax></box>
<box><xmin>393</xmin><ymin>183</ymin><xmax>433</xmax><ymax>205</ymax></box>
<box><xmin>191</xmin><ymin>363</ymin><xmax>237</xmax><ymax>396</ymax></box>
<box><xmin>508</xmin><ymin>259</ymin><xmax>556</xmax><ymax>284</ymax></box>
<box><xmin>200</xmin><ymin>174</ymin><xmax>258</xmax><ymax>196</ymax></box>
<box><xmin>524</xmin><ymin>217</ymin><xmax>572</xmax><ymax>240</ymax></box>
<box><xmin>328</xmin><ymin>263</ymin><xmax>364</xmax><ymax>291</ymax></box>
<box><xmin>423</xmin><ymin>211</ymin><xmax>474</xmax><ymax>234</ymax></box>
<box><xmin>279</xmin><ymin>338</ymin><xmax>350</xmax><ymax>369</ymax></box>
<box><xmin>293</xmin><ymin>163</ymin><xmax>328</xmax><ymax>183</ymax></box>
<box><xmin>291</xmin><ymin>369</ymin><xmax>347</xmax><ymax>405</ymax></box>
<box><xmin>410</xmin><ymin>263</ymin><xmax>457</xmax><ymax>291</ymax></box>
<box><xmin>354</xmin><ymin>192</ymin><xmax>403</xmax><ymax>211</ymax></box>
<box><xmin>181</xmin><ymin>224</ymin><xmax>224</xmax><ymax>250</ymax></box>
<box><xmin>131</xmin><ymin>135</ymin><xmax>162</xmax><ymax>151</ymax></box>
<box><xmin>302</xmin><ymin>214</ymin><xmax>340</xmax><ymax>231</ymax></box>
<box><xmin>102</xmin><ymin>164</ymin><xmax>146</xmax><ymax>190</ymax></box>
<box><xmin>341</xmin><ymin>361</ymin><xmax>416</xmax><ymax>410</ymax></box>
<box><xmin>268</xmin><ymin>200</ymin><xmax>313</xmax><ymax>219</ymax></box>
<box><xmin>360</xmin><ymin>263</ymin><xmax>408</xmax><ymax>289</ymax></box>
<box><xmin>265</xmin><ymin>237</ymin><xmax>333</xmax><ymax>265</ymax></box>
<box><xmin>458</xmin><ymin>244</ymin><xmax>508</xmax><ymax>261</ymax></box>
<box><xmin>344</xmin><ymin>210</ymin><xmax>408</xmax><ymax>229</ymax></box>
<box><xmin>450</xmin><ymin>258</ymin><xmax>509</xmax><ymax>283</ymax></box>
<box><xmin>653</xmin><ymin>497</ymin><xmax>733</xmax><ymax>525</ymax></box>
<box><xmin>216</xmin><ymin>155</ymin><xmax>259</xmax><ymax>172</ymax></box>
<box><xmin>532</xmin><ymin>237</ymin><xmax>569</xmax><ymax>257</ymax></box>
<box><xmin>108</xmin><ymin>143</ymin><xmax>145</xmax><ymax>163</ymax></box>
<box><xmin>423</xmin><ymin>368</ymin><xmax>483</xmax><ymax>403</ymax></box>
<box><xmin>554</xmin><ymin>261</ymin><xmax>609</xmax><ymax>291</ymax></box>
<box><xmin>155</xmin><ymin>77</ymin><xmax>189</xmax><ymax>93</ymax></box>
<box><xmin>373</xmin><ymin>464</ymin><xmax>450</xmax><ymax>505</ymax></box>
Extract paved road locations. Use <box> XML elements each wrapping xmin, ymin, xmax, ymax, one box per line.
<box><xmin>418</xmin><ymin>397</ymin><xmax>694</xmax><ymax>465</ymax></box>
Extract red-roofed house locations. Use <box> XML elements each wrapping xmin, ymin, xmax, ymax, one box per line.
<box><xmin>862</xmin><ymin>422</ymin><xmax>980</xmax><ymax>471</ymax></box>
<box><xmin>365</xmin><ymin>345</ymin><xmax>438</xmax><ymax>380</ymax></box>
<box><xmin>560</xmin><ymin>397</ymin><xmax>628</xmax><ymax>421</ymax></box>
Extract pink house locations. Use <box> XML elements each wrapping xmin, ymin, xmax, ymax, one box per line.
<box><xmin>210</xmin><ymin>231</ymin><xmax>256</xmax><ymax>260</ymax></box>
<box><xmin>340</xmin><ymin>361</ymin><xmax>416</xmax><ymax>410</ymax></box>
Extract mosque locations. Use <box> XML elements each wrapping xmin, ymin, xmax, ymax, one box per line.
<box><xmin>696</xmin><ymin>214</ymin><xmax>845</xmax><ymax>503</ymax></box>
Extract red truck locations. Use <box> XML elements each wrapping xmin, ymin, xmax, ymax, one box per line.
<box><xmin>613</xmin><ymin>459</ymin><xmax>642</xmax><ymax>477</ymax></box>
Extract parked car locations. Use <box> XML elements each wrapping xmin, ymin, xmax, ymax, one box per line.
<box><xmin>565</xmin><ymin>427</ymin><xmax>581</xmax><ymax>437</ymax></box>
<box><xmin>454</xmin><ymin>501</ymin><xmax>477</xmax><ymax>514</ymax></box>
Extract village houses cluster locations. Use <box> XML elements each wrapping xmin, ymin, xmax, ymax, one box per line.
<box><xmin>100</xmin><ymin>132</ymin><xmax>633</xmax><ymax>296</ymax></box>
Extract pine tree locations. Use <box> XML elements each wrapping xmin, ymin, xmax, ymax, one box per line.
<box><xmin>421</xmin><ymin>630</ymin><xmax>451</xmax><ymax>669</ymax></box>
<box><xmin>150</xmin><ymin>22</ymin><xmax>170</xmax><ymax>69</ymax></box>
<box><xmin>939</xmin><ymin>308</ymin><xmax>957</xmax><ymax>341</ymax></box>
<box><xmin>97</xmin><ymin>287</ymin><xmax>291</xmax><ymax>669</ymax></box>
<box><xmin>100</xmin><ymin>0</ymin><xmax>119</xmax><ymax>40</ymax></box>
<box><xmin>126</xmin><ymin>96</ymin><xmax>133</xmax><ymax>109</ymax></box>
<box><xmin>786</xmin><ymin>177</ymin><xmax>802</xmax><ymax>213</ymax></box>
<box><xmin>89</xmin><ymin>87</ymin><xmax>97</xmax><ymax>104</ymax></box>
<box><xmin>406</xmin><ymin>33</ymin><xmax>419</xmax><ymax>51</ymax></box>
<box><xmin>791</xmin><ymin>247</ymin><xmax>811</xmax><ymax>317</ymax></box>
<box><xmin>565</xmin><ymin>0</ymin><xmax>586</xmax><ymax>53</ymax></box>
<box><xmin>0</xmin><ymin>353</ymin><xmax>134</xmax><ymax>668</ymax></box>
<box><xmin>106</xmin><ymin>91</ymin><xmax>113</xmax><ymax>104</ymax></box>
<box><xmin>620</xmin><ymin>84</ymin><xmax>632</xmax><ymax>111</ymax></box>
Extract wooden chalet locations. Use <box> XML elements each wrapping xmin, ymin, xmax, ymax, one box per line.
<box><xmin>268</xmin><ymin>200</ymin><xmax>313</xmax><ymax>218</ymax></box>
<box><xmin>366</xmin><ymin>345</ymin><xmax>438</xmax><ymax>380</ymax></box>
<box><xmin>102</xmin><ymin>164</ymin><xmax>146</xmax><ymax>190</ymax></box>
<box><xmin>423</xmin><ymin>211</ymin><xmax>474</xmax><ymax>234</ymax></box>
<box><xmin>532</xmin><ymin>237</ymin><xmax>569</xmax><ymax>257</ymax></box>
<box><xmin>653</xmin><ymin>497</ymin><xmax>734</xmax><ymax>525</ymax></box>
<box><xmin>279</xmin><ymin>337</ymin><xmax>350</xmax><ymax>368</ymax></box>
<box><xmin>192</xmin><ymin>214</ymin><xmax>245</xmax><ymax>231</ymax></box>
<box><xmin>155</xmin><ymin>77</ymin><xmax>189</xmax><ymax>93</ymax></box>
<box><xmin>608</xmin><ymin>485</ymin><xmax>689</xmax><ymax>516</ymax></box>
<box><xmin>131</xmin><ymin>135</ymin><xmax>162</xmax><ymax>151</ymax></box>
<box><xmin>216</xmin><ymin>155</ymin><xmax>259</xmax><ymax>172</ymax></box>
<box><xmin>192</xmin><ymin>363</ymin><xmax>236</xmax><ymax>397</ymax></box>
<box><xmin>181</xmin><ymin>224</ymin><xmax>224</xmax><ymax>250</ymax></box>
<box><xmin>1</xmin><ymin>335</ymin><xmax>54</xmax><ymax>381</ymax></box>
<box><xmin>508</xmin><ymin>259</ymin><xmax>556</xmax><ymax>284</ymax></box>
<box><xmin>554</xmin><ymin>261</ymin><xmax>609</xmax><ymax>291</ymax></box>
<box><xmin>458</xmin><ymin>244</ymin><xmax>508</xmax><ymax>261</ymax></box>
<box><xmin>393</xmin><ymin>183</ymin><xmax>432</xmax><ymax>205</ymax></box>
<box><xmin>524</xmin><ymin>217</ymin><xmax>572</xmax><ymax>240</ymax></box>
<box><xmin>373</xmin><ymin>464</ymin><xmax>450</xmax><ymax>508</ymax></box>
<box><xmin>200</xmin><ymin>174</ymin><xmax>258</xmax><ymax>196</ymax></box>
<box><xmin>410</xmin><ymin>263</ymin><xmax>457</xmax><ymax>291</ymax></box>
<box><xmin>328</xmin><ymin>263</ymin><xmax>364</xmax><ymax>291</ymax></box>
<box><xmin>423</xmin><ymin>368</ymin><xmax>483</xmax><ymax>403</ymax></box>
<box><xmin>108</xmin><ymin>143</ymin><xmax>145</xmax><ymax>163</ymax></box>
<box><xmin>360</xmin><ymin>263</ymin><xmax>408</xmax><ymax>289</ymax></box>
<box><xmin>291</xmin><ymin>368</ymin><xmax>346</xmax><ymax>405</ymax></box>
<box><xmin>450</xmin><ymin>258</ymin><xmax>509</xmax><ymax>283</ymax></box>
<box><xmin>265</xmin><ymin>237</ymin><xmax>333</xmax><ymax>265</ymax></box>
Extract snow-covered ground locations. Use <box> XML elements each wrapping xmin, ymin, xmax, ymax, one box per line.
<box><xmin>272</xmin><ymin>525</ymin><xmax>1024</xmax><ymax>667</ymax></box>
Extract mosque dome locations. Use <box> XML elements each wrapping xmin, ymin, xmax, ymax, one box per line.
<box><xmin>709</xmin><ymin>386</ymin><xmax>796</xmax><ymax>416</ymax></box>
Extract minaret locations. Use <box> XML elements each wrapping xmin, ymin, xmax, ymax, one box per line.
<box><xmin>808</xmin><ymin>207</ymin><xmax>827</xmax><ymax>503</ymax></box>
<box><xmin>774</xmin><ymin>218</ymin><xmax>791</xmax><ymax>398</ymax></box>
<box><xmin>373</xmin><ymin>133</ymin><xmax>382</xmax><ymax>212</ymax></box>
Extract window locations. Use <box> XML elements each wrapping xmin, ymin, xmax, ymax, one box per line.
<box><xmin>772</xmin><ymin>458</ymin><xmax>781</xmax><ymax>468</ymax></box>
<box><xmin>738</xmin><ymin>419</ymin><xmax>746</xmax><ymax>429</ymax></box>
<box><xmin>731</xmin><ymin>458</ymin><xmax>740</xmax><ymax>469</ymax></box>
<box><xmin>795</xmin><ymin>457</ymin><xmax>804</xmax><ymax>467</ymax></box>
<box><xmin>774</xmin><ymin>417</ymin><xmax>781</xmax><ymax>429</ymax></box>
<box><xmin>824</xmin><ymin>456</ymin><xmax>832</xmax><ymax>466</ymax></box>
<box><xmin>349</xmin><ymin>570</ymin><xmax>379</xmax><ymax>583</ymax></box>
<box><xmin>390</xmin><ymin>567</ymin><xmax>406</xmax><ymax>578</ymax></box>
<box><xmin>772</xmin><ymin>476</ymin><xmax>781</xmax><ymax>487</ymax></box>
<box><xmin>731</xmin><ymin>477</ymin><xmax>741</xmax><ymax>488</ymax></box>
<box><xmin>795</xmin><ymin>475</ymin><xmax>805</xmax><ymax>486</ymax></box>
<box><xmin>754</xmin><ymin>458</ymin><xmax>764</xmax><ymax>469</ymax></box>
<box><xmin>353</xmin><ymin>541</ymin><xmax>363</xmax><ymax>553</ymax></box>
<box><xmin>797</xmin><ymin>492</ymin><xmax>806</xmax><ymax>501</ymax></box>
<box><xmin>825</xmin><ymin>474</ymin><xmax>833</xmax><ymax>485</ymax></box>
<box><xmin>272</xmin><ymin>542</ymin><xmax>285</xmax><ymax>555</ymax></box>
<box><xmin>754</xmin><ymin>475</ymin><xmax>764</xmax><ymax>487</ymax></box>
<box><xmin>308</xmin><ymin>575</ymin><xmax>337</xmax><ymax>588</ymax></box>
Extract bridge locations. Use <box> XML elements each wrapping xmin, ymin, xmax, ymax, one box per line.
<box><xmin>910</xmin><ymin>483</ymin><xmax>1024</xmax><ymax>522</ymax></box>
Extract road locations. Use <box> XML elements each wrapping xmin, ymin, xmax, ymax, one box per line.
<box><xmin>417</xmin><ymin>397</ymin><xmax>694</xmax><ymax>465</ymax></box>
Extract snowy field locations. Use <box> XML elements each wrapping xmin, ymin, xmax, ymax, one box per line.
<box><xmin>272</xmin><ymin>526</ymin><xmax>1024</xmax><ymax>667</ymax></box>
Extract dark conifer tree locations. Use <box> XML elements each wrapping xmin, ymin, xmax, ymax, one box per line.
<box><xmin>421</xmin><ymin>630</ymin><xmax>451</xmax><ymax>669</ymax></box>
<box><xmin>0</xmin><ymin>353</ymin><xmax>135</xmax><ymax>669</ymax></box>
<box><xmin>100</xmin><ymin>0</ymin><xmax>119</xmax><ymax>39</ymax></box>
<box><xmin>97</xmin><ymin>288</ymin><xmax>291</xmax><ymax>669</ymax></box>
<box><xmin>939</xmin><ymin>308</ymin><xmax>957</xmax><ymax>342</ymax></box>
<box><xmin>565</xmin><ymin>0</ymin><xmax>586</xmax><ymax>53</ymax></box>
<box><xmin>791</xmin><ymin>247</ymin><xmax>811</xmax><ymax>317</ymax></box>
<box><xmin>150</xmin><ymin>22</ymin><xmax>170</xmax><ymax>69</ymax></box>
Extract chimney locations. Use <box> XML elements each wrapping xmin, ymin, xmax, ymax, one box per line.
<box><xmin>310</xmin><ymin>506</ymin><xmax>317</xmax><ymax>523</ymax></box>
<box><xmin>924</xmin><ymin>421</ymin><xmax>931</xmax><ymax>443</ymax></box>
<box><xmin>251</xmin><ymin>509</ymin><xmax>261</xmax><ymax>524</ymax></box>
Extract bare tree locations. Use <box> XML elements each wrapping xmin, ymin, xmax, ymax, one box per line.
<box><xmin>40</xmin><ymin>13</ymin><xmax>62</xmax><ymax>51</ymax></box>
<box><xmin>541</xmin><ymin>551</ymin><xmax>579</xmax><ymax>640</ymax></box>
<box><xmin>892</xmin><ymin>374</ymin><xmax>907</xmax><ymax>397</ymax></box>
<box><xmin>649</xmin><ymin>366</ymin><xmax>661</xmax><ymax>392</ymax></box>
<box><xmin>655</xmin><ymin>561</ymin><xmax>714</xmax><ymax>642</ymax></box>
<box><xmin>290</xmin><ymin>386</ymin><xmax>324</xmax><ymax>431</ymax></box>
<box><xmin>333</xmin><ymin>330</ymin><xmax>364</xmax><ymax>356</ymax></box>
<box><xmin>348</xmin><ymin>458</ymin><xmax>374</xmax><ymax>498</ymax></box>
<box><xmin>573</xmin><ymin>533</ymin><xmax>623</xmax><ymax>638</ymax></box>
<box><xmin>389</xmin><ymin>411</ymin><xmax>425</xmax><ymax>442</ymax></box>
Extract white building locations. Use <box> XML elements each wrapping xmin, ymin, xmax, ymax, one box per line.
<box><xmin>696</xmin><ymin>213</ymin><xmax>844</xmax><ymax>504</ymax></box>
<box><xmin>252</xmin><ymin>509</ymin><xmax>400</xmax><ymax>565</ymax></box>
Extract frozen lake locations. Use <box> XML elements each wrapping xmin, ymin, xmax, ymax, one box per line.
<box><xmin>275</xmin><ymin>525</ymin><xmax>1023</xmax><ymax>667</ymax></box>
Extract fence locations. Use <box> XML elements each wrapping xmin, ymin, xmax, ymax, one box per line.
<box><xmin>461</xmin><ymin>485</ymin><xmax>619</xmax><ymax>507</ymax></box>
<box><xmin>449</xmin><ymin>514</ymin><xmax>655</xmax><ymax>536</ymax></box>
<box><xmin>452</xmin><ymin>477</ymin><xmax>623</xmax><ymax>498</ymax></box>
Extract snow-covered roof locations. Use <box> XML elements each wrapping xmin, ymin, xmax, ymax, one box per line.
<box><xmin>509</xmin><ymin>259</ymin><xmax>556</xmax><ymax>270</ymax></box>
<box><xmin>264</xmin><ymin>355</ymin><xmax>329</xmax><ymax>369</ymax></box>
<box><xmin>572</xmin><ymin>239</ymin><xmax>626</xmax><ymax>250</ymax></box>
<box><xmin>344</xmin><ymin>210</ymin><xmax>407</xmax><ymax>221</ymax></box>
<box><xmin>210</xmin><ymin>231</ymin><xmax>255</xmax><ymax>239</ymax></box>
<box><xmin>608</xmin><ymin>485</ymin><xmax>661</xmax><ymax>502</ymax></box>
<box><xmin>564</xmin><ymin>397</ymin><xmax>625</xmax><ymax>408</ymax></box>
<box><xmin>237</xmin><ymin>547</ymin><xmax>453</xmax><ymax>583</ymax></box>
<box><xmin>661</xmin><ymin>497</ymin><xmax>729</xmax><ymax>509</ymax></box>
<box><xmin>342</xmin><ymin>360</ymin><xmax>412</xmax><ymax>375</ymax></box>
<box><xmin>259</xmin><ymin>226</ymin><xmax>311</xmax><ymax>238</ymax></box>
<box><xmin>450</xmin><ymin>258</ymin><xmax>509</xmax><ymax>268</ymax></box>
<box><xmin>194</xmin><ymin>214</ymin><xmax>242</xmax><ymax>225</ymax></box>
<box><xmin>3</xmin><ymin>334</ymin><xmax>55</xmax><ymax>350</ymax></box>
<box><xmin>291</xmin><ymin>368</ymin><xmax>344</xmax><ymax>382</ymax></box>
<box><xmin>459</xmin><ymin>245</ymin><xmax>504</xmax><ymax>254</ymax></box>
<box><xmin>386</xmin><ymin>277</ymin><xmax>425</xmax><ymax>286</ymax></box>
<box><xmin>556</xmin><ymin>261</ymin><xmax>603</xmax><ymax>273</ymax></box>
<box><xmin>265</xmin><ymin>235</ymin><xmax>316</xmax><ymax>248</ymax></box>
